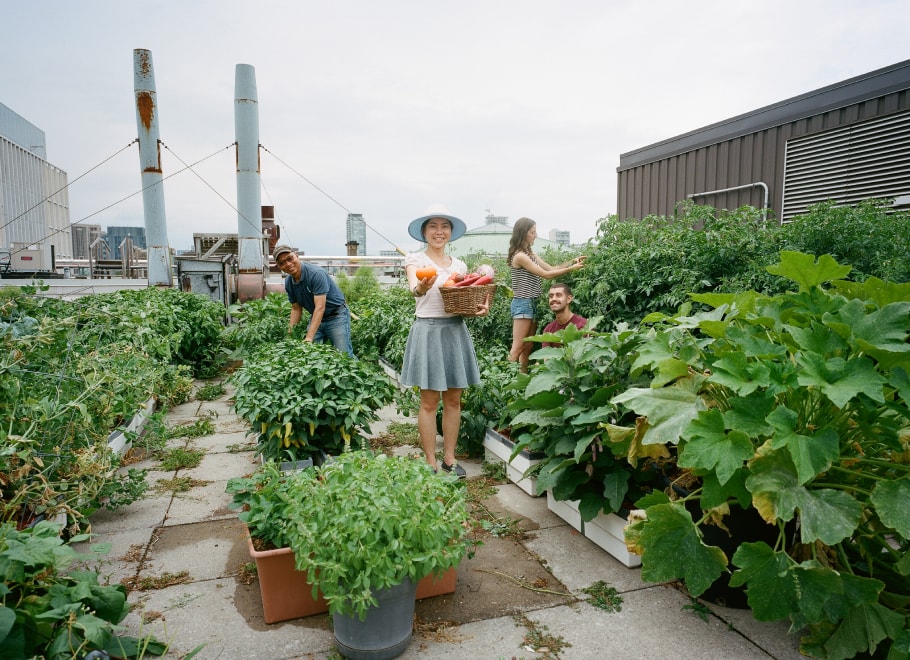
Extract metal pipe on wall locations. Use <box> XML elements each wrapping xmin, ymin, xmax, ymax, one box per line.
<box><xmin>688</xmin><ymin>182</ymin><xmax>770</xmax><ymax>224</ymax></box>
<box><xmin>132</xmin><ymin>49</ymin><xmax>172</xmax><ymax>286</ymax></box>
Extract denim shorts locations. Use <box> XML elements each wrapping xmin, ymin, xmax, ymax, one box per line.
<box><xmin>510</xmin><ymin>297</ymin><xmax>537</xmax><ymax>320</ymax></box>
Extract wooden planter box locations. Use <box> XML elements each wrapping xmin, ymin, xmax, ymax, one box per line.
<box><xmin>483</xmin><ymin>428</ymin><xmax>545</xmax><ymax>497</ymax></box>
<box><xmin>545</xmin><ymin>490</ymin><xmax>641</xmax><ymax>568</ymax></box>
<box><xmin>246</xmin><ymin>533</ymin><xmax>457</xmax><ymax>624</ymax></box>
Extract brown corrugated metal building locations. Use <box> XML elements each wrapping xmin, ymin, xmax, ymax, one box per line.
<box><xmin>617</xmin><ymin>59</ymin><xmax>910</xmax><ymax>223</ymax></box>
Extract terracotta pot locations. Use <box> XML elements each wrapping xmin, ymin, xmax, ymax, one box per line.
<box><xmin>246</xmin><ymin>532</ymin><xmax>457</xmax><ymax>624</ymax></box>
<box><xmin>247</xmin><ymin>534</ymin><xmax>329</xmax><ymax>624</ymax></box>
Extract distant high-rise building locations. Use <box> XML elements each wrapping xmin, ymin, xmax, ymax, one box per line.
<box><xmin>549</xmin><ymin>229</ymin><xmax>570</xmax><ymax>247</ymax></box>
<box><xmin>71</xmin><ymin>224</ymin><xmax>103</xmax><ymax>260</ymax></box>
<box><xmin>106</xmin><ymin>225</ymin><xmax>147</xmax><ymax>259</ymax></box>
<box><xmin>346</xmin><ymin>213</ymin><xmax>366</xmax><ymax>255</ymax></box>
<box><xmin>0</xmin><ymin>103</ymin><xmax>72</xmax><ymax>259</ymax></box>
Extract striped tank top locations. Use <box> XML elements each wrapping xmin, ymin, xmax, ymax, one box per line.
<box><xmin>510</xmin><ymin>250</ymin><xmax>542</xmax><ymax>298</ymax></box>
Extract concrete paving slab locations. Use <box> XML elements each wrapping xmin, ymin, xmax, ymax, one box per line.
<box><xmin>164</xmin><ymin>400</ymin><xmax>204</xmax><ymax>420</ymax></box>
<box><xmin>710</xmin><ymin>602</ymin><xmax>805</xmax><ymax>659</ymax></box>
<box><xmin>196</xmin><ymin>398</ymin><xmax>237</xmax><ymax>420</ymax></box>
<box><xmin>192</xmin><ymin>429</ymin><xmax>256</xmax><ymax>454</ymax></box>
<box><xmin>121</xmin><ymin>577</ymin><xmax>335</xmax><ymax>659</ymax></box>
<box><xmin>524</xmin><ymin>524</ymin><xmax>651</xmax><ymax>594</ymax></box>
<box><xmin>71</xmin><ymin>526</ymin><xmax>152</xmax><ymax>586</ymax></box>
<box><xmin>526</xmin><ymin>591</ymin><xmax>787</xmax><ymax>659</ymax></box>
<box><xmin>140</xmin><ymin>519</ymin><xmax>246</xmax><ymax>583</ymax></box>
<box><xmin>402</xmin><ymin>613</ymin><xmax>530</xmax><ymax>658</ymax></box>
<box><xmin>161</xmin><ymin>479</ymin><xmax>237</xmax><ymax>527</ymax></box>
<box><xmin>493</xmin><ymin>483</ymin><xmax>564</xmax><ymax>529</ymax></box>
<box><xmin>88</xmin><ymin>491</ymin><xmax>171</xmax><ymax>534</ymax></box>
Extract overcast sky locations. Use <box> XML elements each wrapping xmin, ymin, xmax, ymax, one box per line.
<box><xmin>2</xmin><ymin>1</ymin><xmax>908</xmax><ymax>256</ymax></box>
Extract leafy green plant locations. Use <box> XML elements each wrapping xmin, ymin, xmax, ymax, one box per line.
<box><xmin>231</xmin><ymin>340</ymin><xmax>396</xmax><ymax>462</ymax></box>
<box><xmin>0</xmin><ymin>287</ymin><xmax>202</xmax><ymax>534</ymax></box>
<box><xmin>506</xmin><ymin>319</ymin><xmax>658</xmax><ymax>521</ymax></box>
<box><xmin>617</xmin><ymin>252</ymin><xmax>910</xmax><ymax>659</ymax></box>
<box><xmin>349</xmin><ymin>287</ymin><xmax>413</xmax><ymax>365</ymax></box>
<box><xmin>224</xmin><ymin>293</ymin><xmax>291</xmax><ymax>358</ymax></box>
<box><xmin>336</xmin><ymin>266</ymin><xmax>380</xmax><ymax>303</ymax></box>
<box><xmin>446</xmin><ymin>346</ymin><xmax>518</xmax><ymax>457</ymax></box>
<box><xmin>0</xmin><ymin>521</ymin><xmax>165</xmax><ymax>659</ymax></box>
<box><xmin>284</xmin><ymin>451</ymin><xmax>472</xmax><ymax>620</ymax></box>
<box><xmin>225</xmin><ymin>461</ymin><xmax>299</xmax><ymax>550</ymax></box>
<box><xmin>195</xmin><ymin>380</ymin><xmax>226</xmax><ymax>401</ymax></box>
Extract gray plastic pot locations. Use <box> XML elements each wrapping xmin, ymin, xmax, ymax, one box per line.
<box><xmin>332</xmin><ymin>577</ymin><xmax>418</xmax><ymax>660</ymax></box>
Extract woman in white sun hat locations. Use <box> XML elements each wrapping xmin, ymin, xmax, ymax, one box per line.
<box><xmin>400</xmin><ymin>205</ymin><xmax>491</xmax><ymax>478</ymax></box>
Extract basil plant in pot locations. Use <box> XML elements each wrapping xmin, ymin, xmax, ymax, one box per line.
<box><xmin>231</xmin><ymin>340</ymin><xmax>396</xmax><ymax>464</ymax></box>
<box><xmin>283</xmin><ymin>450</ymin><xmax>473</xmax><ymax>659</ymax></box>
<box><xmin>614</xmin><ymin>252</ymin><xmax>910</xmax><ymax>660</ymax></box>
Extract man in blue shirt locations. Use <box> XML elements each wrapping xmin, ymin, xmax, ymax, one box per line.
<box><xmin>273</xmin><ymin>245</ymin><xmax>354</xmax><ymax>357</ymax></box>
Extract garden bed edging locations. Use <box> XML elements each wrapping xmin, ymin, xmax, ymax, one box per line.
<box><xmin>482</xmin><ymin>428</ymin><xmax>544</xmax><ymax>497</ymax></box>
<box><xmin>545</xmin><ymin>490</ymin><xmax>641</xmax><ymax>568</ymax></box>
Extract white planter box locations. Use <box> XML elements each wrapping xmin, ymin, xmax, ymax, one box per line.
<box><xmin>545</xmin><ymin>490</ymin><xmax>582</xmax><ymax>532</ymax></box>
<box><xmin>483</xmin><ymin>428</ymin><xmax>544</xmax><ymax>497</ymax></box>
<box><xmin>107</xmin><ymin>396</ymin><xmax>156</xmax><ymax>456</ymax></box>
<box><xmin>378</xmin><ymin>358</ymin><xmax>408</xmax><ymax>391</ymax></box>
<box><xmin>546</xmin><ymin>490</ymin><xmax>640</xmax><ymax>568</ymax></box>
<box><xmin>583</xmin><ymin>510</ymin><xmax>641</xmax><ymax>568</ymax></box>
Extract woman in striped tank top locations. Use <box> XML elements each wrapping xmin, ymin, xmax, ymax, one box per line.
<box><xmin>507</xmin><ymin>217</ymin><xmax>586</xmax><ymax>371</ymax></box>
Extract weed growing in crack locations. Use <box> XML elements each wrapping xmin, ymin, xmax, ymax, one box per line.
<box><xmin>164</xmin><ymin>413</ymin><xmax>217</xmax><ymax>440</ymax></box>
<box><xmin>514</xmin><ymin>613</ymin><xmax>571</xmax><ymax>658</ymax></box>
<box><xmin>196</xmin><ymin>381</ymin><xmax>227</xmax><ymax>401</ymax></box>
<box><xmin>581</xmin><ymin>580</ymin><xmax>623</xmax><ymax>612</ymax></box>
<box><xmin>682</xmin><ymin>597</ymin><xmax>712</xmax><ymax>623</ymax></box>
<box><xmin>157</xmin><ymin>446</ymin><xmax>206</xmax><ymax>471</ymax></box>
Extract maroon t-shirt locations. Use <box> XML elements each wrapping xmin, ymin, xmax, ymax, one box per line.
<box><xmin>542</xmin><ymin>314</ymin><xmax>587</xmax><ymax>346</ymax></box>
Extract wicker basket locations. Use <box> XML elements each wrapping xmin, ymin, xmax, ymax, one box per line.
<box><xmin>440</xmin><ymin>284</ymin><xmax>497</xmax><ymax>316</ymax></box>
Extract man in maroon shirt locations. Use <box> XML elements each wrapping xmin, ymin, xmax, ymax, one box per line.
<box><xmin>541</xmin><ymin>283</ymin><xmax>587</xmax><ymax>347</ymax></box>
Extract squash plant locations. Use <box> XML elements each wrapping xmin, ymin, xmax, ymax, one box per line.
<box><xmin>616</xmin><ymin>252</ymin><xmax>910</xmax><ymax>659</ymax></box>
<box><xmin>231</xmin><ymin>340</ymin><xmax>397</xmax><ymax>462</ymax></box>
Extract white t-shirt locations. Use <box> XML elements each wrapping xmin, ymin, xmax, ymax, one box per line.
<box><xmin>405</xmin><ymin>251</ymin><xmax>468</xmax><ymax>318</ymax></box>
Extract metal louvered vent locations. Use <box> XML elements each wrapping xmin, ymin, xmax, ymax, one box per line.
<box><xmin>781</xmin><ymin>109</ymin><xmax>910</xmax><ymax>222</ymax></box>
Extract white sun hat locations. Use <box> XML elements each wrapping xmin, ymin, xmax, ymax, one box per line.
<box><xmin>407</xmin><ymin>204</ymin><xmax>467</xmax><ymax>242</ymax></box>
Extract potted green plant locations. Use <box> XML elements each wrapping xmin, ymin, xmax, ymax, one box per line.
<box><xmin>231</xmin><ymin>340</ymin><xmax>397</xmax><ymax>464</ymax></box>
<box><xmin>614</xmin><ymin>252</ymin><xmax>910</xmax><ymax>659</ymax></box>
<box><xmin>226</xmin><ymin>462</ymin><xmax>329</xmax><ymax>623</ymax></box>
<box><xmin>283</xmin><ymin>451</ymin><xmax>473</xmax><ymax>659</ymax></box>
<box><xmin>226</xmin><ymin>458</ymin><xmax>465</xmax><ymax>628</ymax></box>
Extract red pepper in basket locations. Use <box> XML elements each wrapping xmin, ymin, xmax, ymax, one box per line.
<box><xmin>471</xmin><ymin>275</ymin><xmax>493</xmax><ymax>286</ymax></box>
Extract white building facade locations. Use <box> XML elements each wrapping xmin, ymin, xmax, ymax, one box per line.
<box><xmin>0</xmin><ymin>103</ymin><xmax>71</xmax><ymax>261</ymax></box>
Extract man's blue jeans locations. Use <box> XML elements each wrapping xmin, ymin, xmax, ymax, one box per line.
<box><xmin>313</xmin><ymin>307</ymin><xmax>354</xmax><ymax>357</ymax></box>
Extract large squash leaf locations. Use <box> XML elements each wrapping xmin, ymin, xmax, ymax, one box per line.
<box><xmin>611</xmin><ymin>383</ymin><xmax>705</xmax><ymax>446</ymax></box>
<box><xmin>637</xmin><ymin>502</ymin><xmax>727</xmax><ymax>597</ymax></box>
<box><xmin>870</xmin><ymin>477</ymin><xmax>910</xmax><ymax>539</ymax></box>
<box><xmin>678</xmin><ymin>408</ymin><xmax>754</xmax><ymax>485</ymax></box>
<box><xmin>747</xmin><ymin>452</ymin><xmax>863</xmax><ymax>545</ymax></box>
